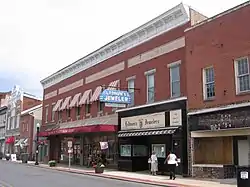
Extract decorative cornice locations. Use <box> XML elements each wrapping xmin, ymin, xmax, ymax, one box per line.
<box><xmin>41</xmin><ymin>3</ymin><xmax>190</xmax><ymax>89</ymax></box>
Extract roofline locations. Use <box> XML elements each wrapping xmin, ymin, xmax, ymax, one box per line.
<box><xmin>21</xmin><ymin>104</ymin><xmax>42</xmax><ymax>116</ymax></box>
<box><xmin>187</xmin><ymin>101</ymin><xmax>250</xmax><ymax>116</ymax></box>
<box><xmin>23</xmin><ymin>92</ymin><xmax>42</xmax><ymax>101</ymax></box>
<box><xmin>40</xmin><ymin>3</ymin><xmax>190</xmax><ymax>89</ymax></box>
<box><xmin>185</xmin><ymin>1</ymin><xmax>250</xmax><ymax>32</ymax></box>
<box><xmin>116</xmin><ymin>96</ymin><xmax>187</xmax><ymax>113</ymax></box>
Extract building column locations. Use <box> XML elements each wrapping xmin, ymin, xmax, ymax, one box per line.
<box><xmin>248</xmin><ymin>136</ymin><xmax>250</xmax><ymax>165</ymax></box>
<box><xmin>80</xmin><ymin>136</ymin><xmax>84</xmax><ymax>166</ymax></box>
<box><xmin>190</xmin><ymin>137</ymin><xmax>195</xmax><ymax>176</ymax></box>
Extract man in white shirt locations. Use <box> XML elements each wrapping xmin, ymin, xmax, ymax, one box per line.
<box><xmin>164</xmin><ymin>151</ymin><xmax>177</xmax><ymax>180</ymax></box>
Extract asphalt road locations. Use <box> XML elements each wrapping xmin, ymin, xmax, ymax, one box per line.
<box><xmin>0</xmin><ymin>161</ymin><xmax>160</xmax><ymax>187</ymax></box>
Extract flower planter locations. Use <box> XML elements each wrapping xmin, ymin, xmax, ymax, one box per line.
<box><xmin>48</xmin><ymin>160</ymin><xmax>56</xmax><ymax>167</ymax></box>
<box><xmin>95</xmin><ymin>167</ymin><xmax>104</xmax><ymax>173</ymax></box>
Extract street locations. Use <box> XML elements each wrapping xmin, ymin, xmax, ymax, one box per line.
<box><xmin>0</xmin><ymin>161</ymin><xmax>160</xmax><ymax>187</ymax></box>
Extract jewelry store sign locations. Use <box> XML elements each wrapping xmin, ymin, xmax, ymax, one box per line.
<box><xmin>121</xmin><ymin>112</ymin><xmax>165</xmax><ymax>130</ymax></box>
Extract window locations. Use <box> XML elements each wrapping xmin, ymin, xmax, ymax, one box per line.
<box><xmin>152</xmin><ymin>144</ymin><xmax>166</xmax><ymax>158</ymax></box>
<box><xmin>51</xmin><ymin>104</ymin><xmax>55</xmax><ymax>121</ymax></box>
<box><xmin>45</xmin><ymin>106</ymin><xmax>49</xmax><ymax>123</ymax></box>
<box><xmin>133</xmin><ymin>145</ymin><xmax>148</xmax><ymax>156</ymax></box>
<box><xmin>127</xmin><ymin>79</ymin><xmax>135</xmax><ymax>106</ymax></box>
<box><xmin>98</xmin><ymin>102</ymin><xmax>105</xmax><ymax>112</ymax></box>
<box><xmin>16</xmin><ymin>114</ymin><xmax>20</xmax><ymax>128</ymax></box>
<box><xmin>120</xmin><ymin>145</ymin><xmax>131</xmax><ymax>157</ymax></box>
<box><xmin>146</xmin><ymin>73</ymin><xmax>155</xmax><ymax>103</ymax></box>
<box><xmin>66</xmin><ymin>109</ymin><xmax>71</xmax><ymax>118</ymax></box>
<box><xmin>235</xmin><ymin>57</ymin><xmax>250</xmax><ymax>93</ymax></box>
<box><xmin>203</xmin><ymin>67</ymin><xmax>215</xmax><ymax>99</ymax></box>
<box><xmin>76</xmin><ymin>106</ymin><xmax>81</xmax><ymax>117</ymax></box>
<box><xmin>85</xmin><ymin>104</ymin><xmax>91</xmax><ymax>114</ymax></box>
<box><xmin>170</xmin><ymin>65</ymin><xmax>180</xmax><ymax>97</ymax></box>
<box><xmin>58</xmin><ymin>111</ymin><xmax>62</xmax><ymax>121</ymax></box>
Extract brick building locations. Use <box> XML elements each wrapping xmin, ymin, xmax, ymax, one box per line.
<box><xmin>5</xmin><ymin>85</ymin><xmax>42</xmax><ymax>155</ymax></box>
<box><xmin>40</xmin><ymin>3</ymin><xmax>205</xmax><ymax>174</ymax></box>
<box><xmin>186</xmin><ymin>2</ymin><xmax>250</xmax><ymax>179</ymax></box>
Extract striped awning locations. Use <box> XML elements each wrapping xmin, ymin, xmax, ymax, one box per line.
<box><xmin>118</xmin><ymin>128</ymin><xmax>178</xmax><ymax>137</ymax></box>
<box><xmin>108</xmin><ymin>80</ymin><xmax>120</xmax><ymax>90</ymax></box>
<box><xmin>60</xmin><ymin>96</ymin><xmax>71</xmax><ymax>111</ymax></box>
<box><xmin>52</xmin><ymin>99</ymin><xmax>63</xmax><ymax>112</ymax></box>
<box><xmin>79</xmin><ymin>89</ymin><xmax>92</xmax><ymax>105</ymax></box>
<box><xmin>90</xmin><ymin>86</ymin><xmax>102</xmax><ymax>102</ymax></box>
<box><xmin>69</xmin><ymin>93</ymin><xmax>81</xmax><ymax>108</ymax></box>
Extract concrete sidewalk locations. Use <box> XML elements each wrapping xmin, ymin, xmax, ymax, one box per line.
<box><xmin>10</xmin><ymin>160</ymin><xmax>237</xmax><ymax>187</ymax></box>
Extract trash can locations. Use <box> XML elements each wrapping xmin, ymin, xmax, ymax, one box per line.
<box><xmin>237</xmin><ymin>166</ymin><xmax>250</xmax><ymax>187</ymax></box>
<box><xmin>21</xmin><ymin>153</ymin><xmax>29</xmax><ymax>163</ymax></box>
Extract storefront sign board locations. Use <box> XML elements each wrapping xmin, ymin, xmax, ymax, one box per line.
<box><xmin>99</xmin><ymin>89</ymin><xmax>131</xmax><ymax>104</ymax></box>
<box><xmin>170</xmin><ymin>109</ymin><xmax>182</xmax><ymax>126</ymax></box>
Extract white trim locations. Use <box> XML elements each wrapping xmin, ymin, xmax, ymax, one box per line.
<box><xmin>23</xmin><ymin>93</ymin><xmax>42</xmax><ymax>101</ymax></box>
<box><xmin>202</xmin><ymin>66</ymin><xmax>215</xmax><ymax>100</ymax></box>
<box><xmin>40</xmin><ymin>3</ymin><xmax>190</xmax><ymax>89</ymax></box>
<box><xmin>146</xmin><ymin>73</ymin><xmax>155</xmax><ymax>103</ymax></box>
<box><xmin>167</xmin><ymin>60</ymin><xmax>181</xmax><ymax>68</ymax></box>
<box><xmin>169</xmin><ymin>63</ymin><xmax>181</xmax><ymax>97</ymax></box>
<box><xmin>21</xmin><ymin>104</ymin><xmax>42</xmax><ymax>115</ymax></box>
<box><xmin>185</xmin><ymin>1</ymin><xmax>250</xmax><ymax>32</ymax></box>
<box><xmin>188</xmin><ymin>101</ymin><xmax>250</xmax><ymax>115</ymax></box>
<box><xmin>116</xmin><ymin>96</ymin><xmax>187</xmax><ymax>113</ymax></box>
<box><xmin>126</xmin><ymin>75</ymin><xmax>136</xmax><ymax>81</ymax></box>
<box><xmin>144</xmin><ymin>69</ymin><xmax>156</xmax><ymax>76</ymax></box>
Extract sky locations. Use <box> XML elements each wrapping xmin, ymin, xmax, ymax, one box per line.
<box><xmin>0</xmin><ymin>0</ymin><xmax>247</xmax><ymax>98</ymax></box>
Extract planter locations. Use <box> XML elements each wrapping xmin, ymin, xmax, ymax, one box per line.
<box><xmin>95</xmin><ymin>167</ymin><xmax>104</xmax><ymax>173</ymax></box>
<box><xmin>48</xmin><ymin>160</ymin><xmax>56</xmax><ymax>167</ymax></box>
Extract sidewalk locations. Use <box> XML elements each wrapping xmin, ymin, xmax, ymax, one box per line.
<box><xmin>14</xmin><ymin>161</ymin><xmax>235</xmax><ymax>187</ymax></box>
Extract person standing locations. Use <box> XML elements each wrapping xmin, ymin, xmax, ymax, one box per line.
<box><xmin>164</xmin><ymin>151</ymin><xmax>177</xmax><ymax>180</ymax></box>
<box><xmin>150</xmin><ymin>151</ymin><xmax>158</xmax><ymax>175</ymax></box>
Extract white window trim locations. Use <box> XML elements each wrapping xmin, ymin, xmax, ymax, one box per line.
<box><xmin>234</xmin><ymin>56</ymin><xmax>250</xmax><ymax>94</ymax></box>
<box><xmin>45</xmin><ymin>105</ymin><xmax>49</xmax><ymax>123</ymax></box>
<box><xmin>202</xmin><ymin>66</ymin><xmax>215</xmax><ymax>100</ymax></box>
<box><xmin>169</xmin><ymin>62</ymin><xmax>181</xmax><ymax>98</ymax></box>
<box><xmin>127</xmin><ymin>78</ymin><xmax>135</xmax><ymax>106</ymax></box>
<box><xmin>145</xmin><ymin>69</ymin><xmax>155</xmax><ymax>103</ymax></box>
<box><xmin>51</xmin><ymin>103</ymin><xmax>55</xmax><ymax>122</ymax></box>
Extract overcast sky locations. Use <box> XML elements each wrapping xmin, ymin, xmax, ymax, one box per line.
<box><xmin>0</xmin><ymin>0</ymin><xmax>246</xmax><ymax>97</ymax></box>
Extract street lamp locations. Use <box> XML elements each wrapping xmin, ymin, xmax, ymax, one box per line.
<box><xmin>35</xmin><ymin>123</ymin><xmax>41</xmax><ymax>165</ymax></box>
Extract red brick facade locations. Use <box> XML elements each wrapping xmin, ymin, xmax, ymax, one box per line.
<box><xmin>42</xmin><ymin>23</ymin><xmax>189</xmax><ymax>127</ymax></box>
<box><xmin>186</xmin><ymin>4</ymin><xmax>250</xmax><ymax>110</ymax></box>
<box><xmin>22</xmin><ymin>96</ymin><xmax>42</xmax><ymax>111</ymax></box>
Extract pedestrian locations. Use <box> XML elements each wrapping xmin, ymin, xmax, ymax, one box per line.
<box><xmin>164</xmin><ymin>150</ymin><xmax>177</xmax><ymax>180</ymax></box>
<box><xmin>150</xmin><ymin>151</ymin><xmax>158</xmax><ymax>175</ymax></box>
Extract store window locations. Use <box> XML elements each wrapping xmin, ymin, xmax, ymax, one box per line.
<box><xmin>85</xmin><ymin>104</ymin><xmax>91</xmax><ymax>114</ymax></box>
<box><xmin>120</xmin><ymin>145</ymin><xmax>131</xmax><ymax>157</ymax></box>
<box><xmin>152</xmin><ymin>144</ymin><xmax>166</xmax><ymax>158</ymax></box>
<box><xmin>66</xmin><ymin>109</ymin><xmax>71</xmax><ymax>118</ymax></box>
<box><xmin>133</xmin><ymin>145</ymin><xmax>148</xmax><ymax>156</ymax></box>
<box><xmin>98</xmin><ymin>102</ymin><xmax>105</xmax><ymax>112</ymax></box>
<box><xmin>76</xmin><ymin>106</ymin><xmax>81</xmax><ymax>117</ymax></box>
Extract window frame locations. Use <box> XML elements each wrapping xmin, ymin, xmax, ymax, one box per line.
<box><xmin>145</xmin><ymin>69</ymin><xmax>156</xmax><ymax>103</ymax></box>
<box><xmin>202</xmin><ymin>66</ymin><xmax>215</xmax><ymax>100</ymax></box>
<box><xmin>170</xmin><ymin>64</ymin><xmax>181</xmax><ymax>98</ymax></box>
<box><xmin>127</xmin><ymin>77</ymin><xmax>135</xmax><ymax>106</ymax></box>
<box><xmin>45</xmin><ymin>105</ymin><xmax>49</xmax><ymax>123</ymax></box>
<box><xmin>51</xmin><ymin>103</ymin><xmax>55</xmax><ymax>122</ymax></box>
<box><xmin>234</xmin><ymin>56</ymin><xmax>250</xmax><ymax>94</ymax></box>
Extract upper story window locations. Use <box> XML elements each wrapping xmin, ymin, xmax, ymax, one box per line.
<box><xmin>45</xmin><ymin>106</ymin><xmax>49</xmax><ymax>123</ymax></box>
<box><xmin>170</xmin><ymin>64</ymin><xmax>181</xmax><ymax>97</ymax></box>
<box><xmin>51</xmin><ymin>103</ymin><xmax>55</xmax><ymax>122</ymax></box>
<box><xmin>235</xmin><ymin>57</ymin><xmax>250</xmax><ymax>93</ymax></box>
<box><xmin>98</xmin><ymin>102</ymin><xmax>105</xmax><ymax>112</ymax></box>
<box><xmin>203</xmin><ymin>67</ymin><xmax>215</xmax><ymax>100</ymax></box>
<box><xmin>66</xmin><ymin>109</ymin><xmax>71</xmax><ymax>118</ymax></box>
<box><xmin>127</xmin><ymin>77</ymin><xmax>135</xmax><ymax>106</ymax></box>
<box><xmin>85</xmin><ymin>104</ymin><xmax>91</xmax><ymax>115</ymax></box>
<box><xmin>145</xmin><ymin>69</ymin><xmax>155</xmax><ymax>103</ymax></box>
<box><xmin>76</xmin><ymin>106</ymin><xmax>81</xmax><ymax>117</ymax></box>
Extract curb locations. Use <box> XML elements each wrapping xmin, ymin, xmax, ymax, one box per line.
<box><xmin>4</xmin><ymin>160</ymin><xmax>196</xmax><ymax>187</ymax></box>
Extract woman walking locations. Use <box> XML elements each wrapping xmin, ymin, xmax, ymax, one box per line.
<box><xmin>150</xmin><ymin>151</ymin><xmax>158</xmax><ymax>175</ymax></box>
<box><xmin>164</xmin><ymin>151</ymin><xmax>177</xmax><ymax>180</ymax></box>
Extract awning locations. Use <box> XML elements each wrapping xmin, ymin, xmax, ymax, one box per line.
<box><xmin>14</xmin><ymin>138</ymin><xmax>25</xmax><ymax>146</ymax></box>
<box><xmin>53</xmin><ymin>99</ymin><xmax>63</xmax><ymax>112</ymax></box>
<box><xmin>5</xmin><ymin>136</ymin><xmax>15</xmax><ymax>144</ymax></box>
<box><xmin>69</xmin><ymin>93</ymin><xmax>81</xmax><ymax>108</ymax></box>
<box><xmin>60</xmin><ymin>96</ymin><xmax>71</xmax><ymax>110</ymax></box>
<box><xmin>39</xmin><ymin>114</ymin><xmax>118</xmax><ymax>136</ymax></box>
<box><xmin>79</xmin><ymin>89</ymin><xmax>92</xmax><ymax>105</ymax></box>
<box><xmin>108</xmin><ymin>80</ymin><xmax>120</xmax><ymax>90</ymax></box>
<box><xmin>117</xmin><ymin>127</ymin><xmax>179</xmax><ymax>137</ymax></box>
<box><xmin>90</xmin><ymin>86</ymin><xmax>102</xmax><ymax>102</ymax></box>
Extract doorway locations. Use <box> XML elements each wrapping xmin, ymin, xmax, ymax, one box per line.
<box><xmin>238</xmin><ymin>140</ymin><xmax>248</xmax><ymax>166</ymax></box>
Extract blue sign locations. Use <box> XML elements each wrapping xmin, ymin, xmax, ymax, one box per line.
<box><xmin>99</xmin><ymin>89</ymin><xmax>131</xmax><ymax>104</ymax></box>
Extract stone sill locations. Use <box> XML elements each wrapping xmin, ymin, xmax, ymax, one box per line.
<box><xmin>192</xmin><ymin>164</ymin><xmax>223</xmax><ymax>168</ymax></box>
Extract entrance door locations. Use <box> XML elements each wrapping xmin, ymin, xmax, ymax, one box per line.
<box><xmin>238</xmin><ymin>140</ymin><xmax>248</xmax><ymax>166</ymax></box>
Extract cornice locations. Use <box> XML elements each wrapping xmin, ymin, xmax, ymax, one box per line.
<box><xmin>41</xmin><ymin>3</ymin><xmax>190</xmax><ymax>89</ymax></box>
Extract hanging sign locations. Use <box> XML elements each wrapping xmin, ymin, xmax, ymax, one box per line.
<box><xmin>99</xmin><ymin>89</ymin><xmax>131</xmax><ymax>104</ymax></box>
<box><xmin>100</xmin><ymin>142</ymin><xmax>109</xmax><ymax>150</ymax></box>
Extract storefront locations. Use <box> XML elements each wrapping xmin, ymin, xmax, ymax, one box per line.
<box><xmin>39</xmin><ymin>114</ymin><xmax>118</xmax><ymax>168</ymax></box>
<box><xmin>117</xmin><ymin>97</ymin><xmax>188</xmax><ymax>176</ymax></box>
<box><xmin>188</xmin><ymin>104</ymin><xmax>250</xmax><ymax>179</ymax></box>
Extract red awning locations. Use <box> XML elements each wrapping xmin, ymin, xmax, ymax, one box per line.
<box><xmin>69</xmin><ymin>93</ymin><xmax>81</xmax><ymax>108</ymax></box>
<box><xmin>5</xmin><ymin>136</ymin><xmax>15</xmax><ymax>144</ymax></box>
<box><xmin>60</xmin><ymin>96</ymin><xmax>71</xmax><ymax>111</ymax></box>
<box><xmin>39</xmin><ymin>124</ymin><xmax>117</xmax><ymax>137</ymax></box>
<box><xmin>53</xmin><ymin>99</ymin><xmax>63</xmax><ymax>112</ymax></box>
<box><xmin>79</xmin><ymin>89</ymin><xmax>92</xmax><ymax>105</ymax></box>
<box><xmin>90</xmin><ymin>86</ymin><xmax>102</xmax><ymax>102</ymax></box>
<box><xmin>108</xmin><ymin>80</ymin><xmax>120</xmax><ymax>90</ymax></box>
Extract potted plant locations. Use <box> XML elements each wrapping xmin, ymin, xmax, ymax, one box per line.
<box><xmin>93</xmin><ymin>163</ymin><xmax>105</xmax><ymax>173</ymax></box>
<box><xmin>48</xmin><ymin>160</ymin><xmax>56</xmax><ymax>167</ymax></box>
